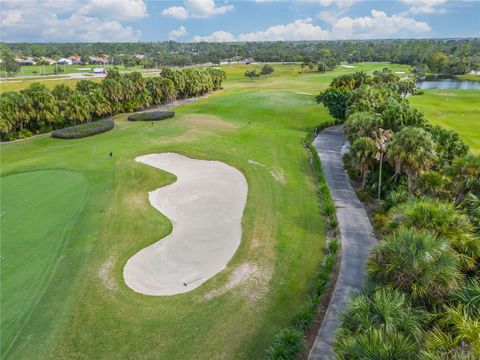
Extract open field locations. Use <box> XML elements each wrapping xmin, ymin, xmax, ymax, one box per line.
<box><xmin>409</xmin><ymin>89</ymin><xmax>480</xmax><ymax>152</ymax></box>
<box><xmin>1</xmin><ymin>62</ymin><xmax>478</xmax><ymax>360</ymax></box>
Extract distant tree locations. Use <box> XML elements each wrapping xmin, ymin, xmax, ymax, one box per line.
<box><xmin>317</xmin><ymin>61</ymin><xmax>326</xmax><ymax>73</ymax></box>
<box><xmin>52</xmin><ymin>84</ymin><xmax>73</xmax><ymax>101</ymax></box>
<box><xmin>0</xmin><ymin>52</ymin><xmax>21</xmax><ymax>76</ymax></box>
<box><xmin>244</xmin><ymin>69</ymin><xmax>259</xmax><ymax>80</ymax></box>
<box><xmin>427</xmin><ymin>51</ymin><xmax>449</xmax><ymax>74</ymax></box>
<box><xmin>260</xmin><ymin>64</ymin><xmax>274</xmax><ymax>76</ymax></box>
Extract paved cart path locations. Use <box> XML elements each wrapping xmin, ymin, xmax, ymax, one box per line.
<box><xmin>309</xmin><ymin>126</ymin><xmax>377</xmax><ymax>360</ymax></box>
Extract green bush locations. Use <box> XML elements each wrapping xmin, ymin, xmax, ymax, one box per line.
<box><xmin>128</xmin><ymin>111</ymin><xmax>175</xmax><ymax>121</ymax></box>
<box><xmin>266</xmin><ymin>327</ymin><xmax>306</xmax><ymax>360</ymax></box>
<box><xmin>295</xmin><ymin>298</ymin><xmax>318</xmax><ymax>330</ymax></box>
<box><xmin>51</xmin><ymin>119</ymin><xmax>114</xmax><ymax>139</ymax></box>
<box><xmin>328</xmin><ymin>239</ymin><xmax>340</xmax><ymax>255</ymax></box>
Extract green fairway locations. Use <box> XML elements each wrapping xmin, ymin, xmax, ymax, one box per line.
<box><xmin>409</xmin><ymin>89</ymin><xmax>480</xmax><ymax>152</ymax></box>
<box><xmin>1</xmin><ymin>170</ymin><xmax>87</xmax><ymax>356</ymax></box>
<box><xmin>3</xmin><ymin>62</ymin><xmax>473</xmax><ymax>360</ymax></box>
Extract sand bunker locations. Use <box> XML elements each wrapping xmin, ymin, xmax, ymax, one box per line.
<box><xmin>123</xmin><ymin>153</ymin><xmax>248</xmax><ymax>296</ymax></box>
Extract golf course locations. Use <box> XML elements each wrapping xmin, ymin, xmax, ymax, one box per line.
<box><xmin>1</xmin><ymin>63</ymin><xmax>478</xmax><ymax>360</ymax></box>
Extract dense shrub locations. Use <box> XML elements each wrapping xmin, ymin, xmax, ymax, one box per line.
<box><xmin>266</xmin><ymin>328</ymin><xmax>306</xmax><ymax>360</ymax></box>
<box><xmin>128</xmin><ymin>111</ymin><xmax>175</xmax><ymax>121</ymax></box>
<box><xmin>51</xmin><ymin>119</ymin><xmax>114</xmax><ymax>139</ymax></box>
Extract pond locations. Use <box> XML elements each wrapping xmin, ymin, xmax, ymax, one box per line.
<box><xmin>416</xmin><ymin>75</ymin><xmax>480</xmax><ymax>90</ymax></box>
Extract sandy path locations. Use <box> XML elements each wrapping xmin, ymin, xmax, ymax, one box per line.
<box><xmin>123</xmin><ymin>153</ymin><xmax>248</xmax><ymax>296</ymax></box>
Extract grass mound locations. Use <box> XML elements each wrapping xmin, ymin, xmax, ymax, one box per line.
<box><xmin>128</xmin><ymin>111</ymin><xmax>175</xmax><ymax>121</ymax></box>
<box><xmin>51</xmin><ymin>119</ymin><xmax>114</xmax><ymax>139</ymax></box>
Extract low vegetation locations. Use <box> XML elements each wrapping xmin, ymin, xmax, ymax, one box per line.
<box><xmin>317</xmin><ymin>70</ymin><xmax>480</xmax><ymax>359</ymax></box>
<box><xmin>51</xmin><ymin>119</ymin><xmax>114</xmax><ymax>139</ymax></box>
<box><xmin>127</xmin><ymin>111</ymin><xmax>175</xmax><ymax>122</ymax></box>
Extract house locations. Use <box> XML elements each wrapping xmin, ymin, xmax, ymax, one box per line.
<box><xmin>41</xmin><ymin>57</ymin><xmax>56</xmax><ymax>65</ymax></box>
<box><xmin>16</xmin><ymin>57</ymin><xmax>36</xmax><ymax>66</ymax></box>
<box><xmin>57</xmin><ymin>58</ymin><xmax>73</xmax><ymax>65</ymax></box>
<box><xmin>68</xmin><ymin>55</ymin><xmax>82</xmax><ymax>64</ymax></box>
<box><xmin>89</xmin><ymin>56</ymin><xmax>108</xmax><ymax>65</ymax></box>
<box><xmin>134</xmin><ymin>54</ymin><xmax>145</xmax><ymax>60</ymax></box>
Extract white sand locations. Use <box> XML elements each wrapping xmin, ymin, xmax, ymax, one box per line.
<box><xmin>394</xmin><ymin>71</ymin><xmax>406</xmax><ymax>74</ymax></box>
<box><xmin>341</xmin><ymin>65</ymin><xmax>356</xmax><ymax>68</ymax></box>
<box><xmin>123</xmin><ymin>153</ymin><xmax>248</xmax><ymax>296</ymax></box>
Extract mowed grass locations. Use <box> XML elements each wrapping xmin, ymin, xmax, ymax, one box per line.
<box><xmin>1</xmin><ymin>171</ymin><xmax>87</xmax><ymax>354</ymax></box>
<box><xmin>409</xmin><ymin>89</ymin><xmax>480</xmax><ymax>152</ymax></box>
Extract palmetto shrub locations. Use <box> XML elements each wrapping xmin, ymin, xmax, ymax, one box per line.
<box><xmin>127</xmin><ymin>111</ymin><xmax>175</xmax><ymax>121</ymax></box>
<box><xmin>367</xmin><ymin>228</ymin><xmax>462</xmax><ymax>303</ymax></box>
<box><xmin>51</xmin><ymin>119</ymin><xmax>114</xmax><ymax>139</ymax></box>
<box><xmin>386</xmin><ymin>198</ymin><xmax>480</xmax><ymax>271</ymax></box>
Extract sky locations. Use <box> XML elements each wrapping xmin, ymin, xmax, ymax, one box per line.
<box><xmin>0</xmin><ymin>0</ymin><xmax>479</xmax><ymax>43</ymax></box>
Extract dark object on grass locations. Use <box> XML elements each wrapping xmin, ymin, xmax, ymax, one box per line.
<box><xmin>128</xmin><ymin>111</ymin><xmax>175</xmax><ymax>122</ymax></box>
<box><xmin>52</xmin><ymin>119</ymin><xmax>115</xmax><ymax>139</ymax></box>
<box><xmin>109</xmin><ymin>152</ymin><xmax>112</xmax><ymax>158</ymax></box>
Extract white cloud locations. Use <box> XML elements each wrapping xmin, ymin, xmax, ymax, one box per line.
<box><xmin>331</xmin><ymin>9</ymin><xmax>431</xmax><ymax>38</ymax></box>
<box><xmin>79</xmin><ymin>0</ymin><xmax>148</xmax><ymax>20</ymax></box>
<box><xmin>193</xmin><ymin>30</ymin><xmax>237</xmax><ymax>42</ymax></box>
<box><xmin>0</xmin><ymin>0</ymin><xmax>144</xmax><ymax>42</ymax></box>
<box><xmin>162</xmin><ymin>0</ymin><xmax>234</xmax><ymax>20</ymax></box>
<box><xmin>168</xmin><ymin>26</ymin><xmax>188</xmax><ymax>40</ymax></box>
<box><xmin>193</xmin><ymin>11</ymin><xmax>431</xmax><ymax>42</ymax></box>
<box><xmin>400</xmin><ymin>0</ymin><xmax>448</xmax><ymax>14</ymax></box>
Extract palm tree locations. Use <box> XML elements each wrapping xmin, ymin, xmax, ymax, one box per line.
<box><xmin>88</xmin><ymin>88</ymin><xmax>112</xmax><ymax>118</ymax></box>
<box><xmin>367</xmin><ymin>228</ymin><xmax>461</xmax><ymax>303</ymax></box>
<box><xmin>371</xmin><ymin>128</ymin><xmax>393</xmax><ymax>199</ymax></box>
<box><xmin>350</xmin><ymin>137</ymin><xmax>378</xmax><ymax>188</ymax></box>
<box><xmin>20</xmin><ymin>83</ymin><xmax>60</xmax><ymax>129</ymax></box>
<box><xmin>386</xmin><ymin>127</ymin><xmax>436</xmax><ymax>193</ymax></box>
<box><xmin>63</xmin><ymin>91</ymin><xmax>92</xmax><ymax>124</ymax></box>
<box><xmin>0</xmin><ymin>91</ymin><xmax>33</xmax><ymax>133</ymax></box>
<box><xmin>446</xmin><ymin>154</ymin><xmax>480</xmax><ymax>206</ymax></box>
<box><xmin>386</xmin><ymin>198</ymin><xmax>480</xmax><ymax>271</ymax></box>
<box><xmin>51</xmin><ymin>84</ymin><xmax>73</xmax><ymax>101</ymax></box>
<box><xmin>343</xmin><ymin>111</ymin><xmax>383</xmax><ymax>143</ymax></box>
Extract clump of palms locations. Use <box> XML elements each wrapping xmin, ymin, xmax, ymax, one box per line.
<box><xmin>446</xmin><ymin>153</ymin><xmax>480</xmax><ymax>206</ymax></box>
<box><xmin>386</xmin><ymin>127</ymin><xmax>436</xmax><ymax>193</ymax></box>
<box><xmin>367</xmin><ymin>228</ymin><xmax>462</xmax><ymax>303</ymax></box>
<box><xmin>386</xmin><ymin>198</ymin><xmax>480</xmax><ymax>271</ymax></box>
<box><xmin>350</xmin><ymin>137</ymin><xmax>378</xmax><ymax>188</ymax></box>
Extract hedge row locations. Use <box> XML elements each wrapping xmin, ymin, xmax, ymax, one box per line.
<box><xmin>51</xmin><ymin>119</ymin><xmax>114</xmax><ymax>139</ymax></box>
<box><xmin>128</xmin><ymin>111</ymin><xmax>175</xmax><ymax>121</ymax></box>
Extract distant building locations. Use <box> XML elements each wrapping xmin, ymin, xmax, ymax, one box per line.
<box><xmin>16</xmin><ymin>57</ymin><xmax>36</xmax><ymax>66</ymax></box>
<box><xmin>68</xmin><ymin>55</ymin><xmax>83</xmax><ymax>64</ymax></box>
<box><xmin>134</xmin><ymin>54</ymin><xmax>145</xmax><ymax>60</ymax></box>
<box><xmin>57</xmin><ymin>58</ymin><xmax>73</xmax><ymax>65</ymax></box>
<box><xmin>89</xmin><ymin>56</ymin><xmax>108</xmax><ymax>65</ymax></box>
<box><xmin>41</xmin><ymin>57</ymin><xmax>56</xmax><ymax>65</ymax></box>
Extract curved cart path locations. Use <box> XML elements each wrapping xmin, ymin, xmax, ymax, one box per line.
<box><xmin>309</xmin><ymin>126</ymin><xmax>377</xmax><ymax>360</ymax></box>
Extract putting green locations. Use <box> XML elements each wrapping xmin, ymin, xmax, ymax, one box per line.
<box><xmin>0</xmin><ymin>170</ymin><xmax>87</xmax><ymax>356</ymax></box>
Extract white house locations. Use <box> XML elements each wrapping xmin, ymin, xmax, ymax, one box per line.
<box><xmin>56</xmin><ymin>58</ymin><xmax>73</xmax><ymax>65</ymax></box>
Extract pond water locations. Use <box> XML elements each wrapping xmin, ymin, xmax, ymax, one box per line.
<box><xmin>416</xmin><ymin>76</ymin><xmax>480</xmax><ymax>90</ymax></box>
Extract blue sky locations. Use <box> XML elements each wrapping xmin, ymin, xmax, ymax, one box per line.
<box><xmin>1</xmin><ymin>0</ymin><xmax>479</xmax><ymax>42</ymax></box>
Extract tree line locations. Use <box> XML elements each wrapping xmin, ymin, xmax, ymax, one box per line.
<box><xmin>317</xmin><ymin>70</ymin><xmax>479</xmax><ymax>359</ymax></box>
<box><xmin>2</xmin><ymin>38</ymin><xmax>479</xmax><ymax>74</ymax></box>
<box><xmin>0</xmin><ymin>67</ymin><xmax>226</xmax><ymax>140</ymax></box>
